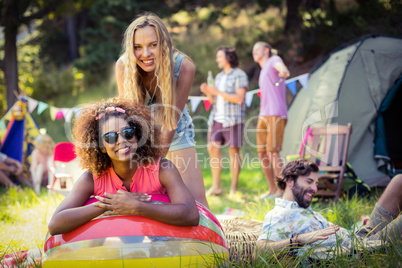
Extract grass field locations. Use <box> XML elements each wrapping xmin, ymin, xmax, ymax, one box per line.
<box><xmin>1</xmin><ymin>160</ymin><xmax>401</xmax><ymax>267</ymax></box>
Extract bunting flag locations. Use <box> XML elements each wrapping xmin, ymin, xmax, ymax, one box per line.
<box><xmin>49</xmin><ymin>106</ymin><xmax>58</xmax><ymax>121</ymax></box>
<box><xmin>27</xmin><ymin>98</ymin><xmax>39</xmax><ymax>113</ymax></box>
<box><xmin>190</xmin><ymin>97</ymin><xmax>202</xmax><ymax>113</ymax></box>
<box><xmin>298</xmin><ymin>73</ymin><xmax>309</xmax><ymax>89</ymax></box>
<box><xmin>62</xmin><ymin>108</ymin><xmax>74</xmax><ymax>123</ymax></box>
<box><xmin>245</xmin><ymin>92</ymin><xmax>254</xmax><ymax>107</ymax></box>
<box><xmin>286</xmin><ymin>80</ymin><xmax>297</xmax><ymax>95</ymax></box>
<box><xmin>203</xmin><ymin>99</ymin><xmax>211</xmax><ymax>111</ymax></box>
<box><xmin>0</xmin><ymin>120</ymin><xmax>6</xmax><ymax>131</ymax></box>
<box><xmin>73</xmin><ymin>107</ymin><xmax>82</xmax><ymax>118</ymax></box>
<box><xmin>55</xmin><ymin>109</ymin><xmax>64</xmax><ymax>120</ymax></box>
<box><xmin>37</xmin><ymin>101</ymin><xmax>49</xmax><ymax>115</ymax></box>
<box><xmin>20</xmin><ymin>72</ymin><xmax>309</xmax><ymax>121</ymax></box>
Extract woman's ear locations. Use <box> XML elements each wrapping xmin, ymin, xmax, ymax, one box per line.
<box><xmin>100</xmin><ymin>147</ymin><xmax>106</xmax><ymax>153</ymax></box>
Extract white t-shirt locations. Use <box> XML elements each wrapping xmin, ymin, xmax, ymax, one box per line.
<box><xmin>214</xmin><ymin>74</ymin><xmax>227</xmax><ymax>124</ymax></box>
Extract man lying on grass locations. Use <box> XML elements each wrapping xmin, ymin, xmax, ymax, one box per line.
<box><xmin>256</xmin><ymin>159</ymin><xmax>402</xmax><ymax>257</ymax></box>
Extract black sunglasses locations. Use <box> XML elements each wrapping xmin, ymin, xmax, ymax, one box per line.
<box><xmin>102</xmin><ymin>126</ymin><xmax>136</xmax><ymax>144</ymax></box>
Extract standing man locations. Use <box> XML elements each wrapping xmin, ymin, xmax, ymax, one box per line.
<box><xmin>253</xmin><ymin>41</ymin><xmax>290</xmax><ymax>198</ymax></box>
<box><xmin>200</xmin><ymin>46</ymin><xmax>248</xmax><ymax>197</ymax></box>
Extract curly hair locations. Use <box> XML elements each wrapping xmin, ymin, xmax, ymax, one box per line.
<box><xmin>72</xmin><ymin>97</ymin><xmax>163</xmax><ymax>177</ymax></box>
<box><xmin>276</xmin><ymin>159</ymin><xmax>319</xmax><ymax>191</ymax></box>
<box><xmin>216</xmin><ymin>46</ymin><xmax>239</xmax><ymax>68</ymax></box>
<box><xmin>120</xmin><ymin>12</ymin><xmax>178</xmax><ymax>131</ymax></box>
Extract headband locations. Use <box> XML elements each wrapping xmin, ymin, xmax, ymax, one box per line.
<box><xmin>95</xmin><ymin>107</ymin><xmax>126</xmax><ymax>120</ymax></box>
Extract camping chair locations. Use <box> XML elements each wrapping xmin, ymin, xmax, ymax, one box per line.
<box><xmin>47</xmin><ymin>142</ymin><xmax>83</xmax><ymax>202</ymax></box>
<box><xmin>301</xmin><ymin>123</ymin><xmax>352</xmax><ymax>201</ymax></box>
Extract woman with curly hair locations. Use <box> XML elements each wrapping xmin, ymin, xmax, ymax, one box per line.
<box><xmin>116</xmin><ymin>12</ymin><xmax>208</xmax><ymax>208</ymax></box>
<box><xmin>48</xmin><ymin>98</ymin><xmax>199</xmax><ymax>235</ymax></box>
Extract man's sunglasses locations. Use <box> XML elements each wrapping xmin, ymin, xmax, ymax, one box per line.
<box><xmin>102</xmin><ymin>126</ymin><xmax>136</xmax><ymax>144</ymax></box>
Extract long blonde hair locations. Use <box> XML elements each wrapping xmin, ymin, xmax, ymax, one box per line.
<box><xmin>121</xmin><ymin>12</ymin><xmax>176</xmax><ymax>131</ymax></box>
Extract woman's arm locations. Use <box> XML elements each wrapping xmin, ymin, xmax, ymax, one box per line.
<box><xmin>255</xmin><ymin>225</ymin><xmax>340</xmax><ymax>256</ymax></box>
<box><xmin>48</xmin><ymin>172</ymin><xmax>106</xmax><ymax>235</ymax></box>
<box><xmin>94</xmin><ymin>158</ymin><xmax>199</xmax><ymax>226</ymax></box>
<box><xmin>160</xmin><ymin>57</ymin><xmax>196</xmax><ymax>155</ymax></box>
<box><xmin>115</xmin><ymin>58</ymin><xmax>125</xmax><ymax>97</ymax></box>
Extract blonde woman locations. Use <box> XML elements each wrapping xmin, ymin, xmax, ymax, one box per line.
<box><xmin>115</xmin><ymin>13</ymin><xmax>208</xmax><ymax>208</ymax></box>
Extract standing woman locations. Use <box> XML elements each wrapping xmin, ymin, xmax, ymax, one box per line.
<box><xmin>115</xmin><ymin>13</ymin><xmax>208</xmax><ymax>208</ymax></box>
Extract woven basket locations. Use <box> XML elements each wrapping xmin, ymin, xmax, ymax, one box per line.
<box><xmin>220</xmin><ymin>218</ymin><xmax>262</xmax><ymax>265</ymax></box>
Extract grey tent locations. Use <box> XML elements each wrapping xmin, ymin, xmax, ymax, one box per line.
<box><xmin>282</xmin><ymin>35</ymin><xmax>402</xmax><ymax>187</ymax></box>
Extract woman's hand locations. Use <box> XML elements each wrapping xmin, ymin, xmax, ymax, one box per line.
<box><xmin>93</xmin><ymin>190</ymin><xmax>151</xmax><ymax>216</ymax></box>
<box><xmin>297</xmin><ymin>225</ymin><xmax>340</xmax><ymax>245</ymax></box>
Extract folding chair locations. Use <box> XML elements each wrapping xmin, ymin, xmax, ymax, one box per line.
<box><xmin>301</xmin><ymin>123</ymin><xmax>353</xmax><ymax>201</ymax></box>
<box><xmin>47</xmin><ymin>142</ymin><xmax>83</xmax><ymax>202</ymax></box>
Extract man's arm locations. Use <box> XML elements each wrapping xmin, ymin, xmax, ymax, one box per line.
<box><xmin>273</xmin><ymin>62</ymin><xmax>290</xmax><ymax>78</ymax></box>
<box><xmin>203</xmin><ymin>85</ymin><xmax>246</xmax><ymax>104</ymax></box>
<box><xmin>2</xmin><ymin>155</ymin><xmax>23</xmax><ymax>175</ymax></box>
<box><xmin>255</xmin><ymin>225</ymin><xmax>340</xmax><ymax>257</ymax></box>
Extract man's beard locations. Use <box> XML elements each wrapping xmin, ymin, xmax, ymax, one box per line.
<box><xmin>291</xmin><ymin>181</ymin><xmax>314</xmax><ymax>208</ymax></box>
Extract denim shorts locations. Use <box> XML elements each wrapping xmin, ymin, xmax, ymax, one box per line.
<box><xmin>169</xmin><ymin>104</ymin><xmax>195</xmax><ymax>152</ymax></box>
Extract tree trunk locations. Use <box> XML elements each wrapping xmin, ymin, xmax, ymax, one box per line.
<box><xmin>284</xmin><ymin>0</ymin><xmax>302</xmax><ymax>33</ymax></box>
<box><xmin>66</xmin><ymin>15</ymin><xmax>79</xmax><ymax>61</ymax></box>
<box><xmin>4</xmin><ymin>25</ymin><xmax>19</xmax><ymax>110</ymax></box>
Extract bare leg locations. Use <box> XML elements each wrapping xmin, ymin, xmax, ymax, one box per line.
<box><xmin>0</xmin><ymin>170</ymin><xmax>15</xmax><ymax>187</ymax></box>
<box><xmin>377</xmin><ymin>174</ymin><xmax>402</xmax><ymax>215</ymax></box>
<box><xmin>167</xmin><ymin>146</ymin><xmax>209</xmax><ymax>208</ymax></box>
<box><xmin>32</xmin><ymin>164</ymin><xmax>44</xmax><ymax>194</ymax></box>
<box><xmin>206</xmin><ymin>142</ymin><xmax>223</xmax><ymax>196</ymax></box>
<box><xmin>228</xmin><ymin>146</ymin><xmax>242</xmax><ymax>194</ymax></box>
<box><xmin>269</xmin><ymin>152</ymin><xmax>284</xmax><ymax>197</ymax></box>
<box><xmin>359</xmin><ymin>175</ymin><xmax>402</xmax><ymax>240</ymax></box>
<box><xmin>258</xmin><ymin>151</ymin><xmax>276</xmax><ymax>196</ymax></box>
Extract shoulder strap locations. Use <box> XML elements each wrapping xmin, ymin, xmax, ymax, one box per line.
<box><xmin>173</xmin><ymin>52</ymin><xmax>185</xmax><ymax>83</ymax></box>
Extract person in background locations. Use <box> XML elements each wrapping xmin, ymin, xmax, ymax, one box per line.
<box><xmin>200</xmin><ymin>46</ymin><xmax>248</xmax><ymax>198</ymax></box>
<box><xmin>252</xmin><ymin>41</ymin><xmax>290</xmax><ymax>199</ymax></box>
<box><xmin>0</xmin><ymin>149</ymin><xmax>32</xmax><ymax>188</ymax></box>
<box><xmin>115</xmin><ymin>12</ymin><xmax>208</xmax><ymax>208</ymax></box>
<box><xmin>30</xmin><ymin>134</ymin><xmax>55</xmax><ymax>194</ymax></box>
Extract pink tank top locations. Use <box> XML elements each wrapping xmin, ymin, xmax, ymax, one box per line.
<box><xmin>93</xmin><ymin>159</ymin><xmax>167</xmax><ymax>197</ymax></box>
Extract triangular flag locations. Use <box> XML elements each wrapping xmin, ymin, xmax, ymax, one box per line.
<box><xmin>55</xmin><ymin>109</ymin><xmax>64</xmax><ymax>120</ymax></box>
<box><xmin>298</xmin><ymin>73</ymin><xmax>309</xmax><ymax>89</ymax></box>
<box><xmin>245</xmin><ymin>92</ymin><xmax>254</xmax><ymax>107</ymax></box>
<box><xmin>257</xmin><ymin>91</ymin><xmax>261</xmax><ymax>98</ymax></box>
<box><xmin>73</xmin><ymin>107</ymin><xmax>82</xmax><ymax>118</ymax></box>
<box><xmin>190</xmin><ymin>98</ymin><xmax>202</xmax><ymax>113</ymax></box>
<box><xmin>286</xmin><ymin>80</ymin><xmax>297</xmax><ymax>95</ymax></box>
<box><xmin>49</xmin><ymin>106</ymin><xmax>58</xmax><ymax>121</ymax></box>
<box><xmin>62</xmin><ymin>108</ymin><xmax>74</xmax><ymax>123</ymax></box>
<box><xmin>203</xmin><ymin>99</ymin><xmax>211</xmax><ymax>111</ymax></box>
<box><xmin>0</xmin><ymin>119</ymin><xmax>6</xmax><ymax>130</ymax></box>
<box><xmin>37</xmin><ymin>101</ymin><xmax>49</xmax><ymax>115</ymax></box>
<box><xmin>27</xmin><ymin>98</ymin><xmax>39</xmax><ymax>113</ymax></box>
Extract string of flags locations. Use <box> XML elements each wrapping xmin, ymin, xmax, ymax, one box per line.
<box><xmin>23</xmin><ymin>96</ymin><xmax>81</xmax><ymax>123</ymax></box>
<box><xmin>189</xmin><ymin>73</ymin><xmax>309</xmax><ymax>113</ymax></box>
<box><xmin>0</xmin><ymin>73</ymin><xmax>309</xmax><ymax>128</ymax></box>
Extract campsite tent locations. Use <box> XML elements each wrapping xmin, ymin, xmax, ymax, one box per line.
<box><xmin>0</xmin><ymin>97</ymin><xmax>40</xmax><ymax>173</ymax></box>
<box><xmin>282</xmin><ymin>35</ymin><xmax>402</xmax><ymax>188</ymax></box>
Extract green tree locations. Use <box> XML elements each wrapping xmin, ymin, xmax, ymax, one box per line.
<box><xmin>0</xmin><ymin>0</ymin><xmax>60</xmax><ymax>110</ymax></box>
